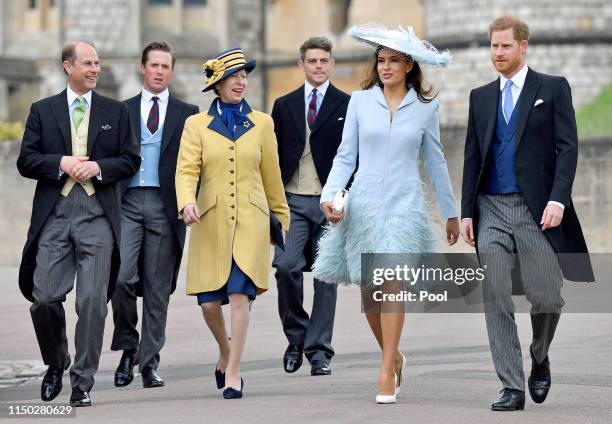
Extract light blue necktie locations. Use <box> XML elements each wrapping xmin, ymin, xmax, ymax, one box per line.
<box><xmin>503</xmin><ymin>80</ymin><xmax>514</xmax><ymax>123</ymax></box>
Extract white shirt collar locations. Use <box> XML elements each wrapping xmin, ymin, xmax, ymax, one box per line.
<box><xmin>66</xmin><ymin>86</ymin><xmax>92</xmax><ymax>107</ymax></box>
<box><xmin>304</xmin><ymin>79</ymin><xmax>329</xmax><ymax>99</ymax></box>
<box><xmin>142</xmin><ymin>87</ymin><xmax>169</xmax><ymax>103</ymax></box>
<box><xmin>499</xmin><ymin>63</ymin><xmax>528</xmax><ymax>91</ymax></box>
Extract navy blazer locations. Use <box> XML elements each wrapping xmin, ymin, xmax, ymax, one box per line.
<box><xmin>271</xmin><ymin>83</ymin><xmax>350</xmax><ymax>187</ymax></box>
<box><xmin>461</xmin><ymin>68</ymin><xmax>593</xmax><ymax>283</ymax></box>
<box><xmin>122</xmin><ymin>93</ymin><xmax>199</xmax><ymax>295</ymax></box>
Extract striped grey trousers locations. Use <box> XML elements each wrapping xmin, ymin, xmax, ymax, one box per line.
<box><xmin>477</xmin><ymin>193</ymin><xmax>563</xmax><ymax>391</ymax></box>
<box><xmin>31</xmin><ymin>185</ymin><xmax>114</xmax><ymax>392</ymax></box>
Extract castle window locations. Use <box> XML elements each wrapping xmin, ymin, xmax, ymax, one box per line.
<box><xmin>148</xmin><ymin>0</ymin><xmax>172</xmax><ymax>5</ymax></box>
<box><xmin>329</xmin><ymin>0</ymin><xmax>351</xmax><ymax>36</ymax></box>
<box><xmin>184</xmin><ymin>0</ymin><xmax>207</xmax><ymax>6</ymax></box>
<box><xmin>28</xmin><ymin>0</ymin><xmax>37</xmax><ymax>9</ymax></box>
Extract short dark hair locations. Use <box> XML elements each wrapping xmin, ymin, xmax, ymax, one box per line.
<box><xmin>61</xmin><ymin>40</ymin><xmax>96</xmax><ymax>75</ymax></box>
<box><xmin>299</xmin><ymin>37</ymin><xmax>333</xmax><ymax>61</ymax></box>
<box><xmin>141</xmin><ymin>41</ymin><xmax>176</xmax><ymax>68</ymax></box>
<box><xmin>488</xmin><ymin>16</ymin><xmax>530</xmax><ymax>42</ymax></box>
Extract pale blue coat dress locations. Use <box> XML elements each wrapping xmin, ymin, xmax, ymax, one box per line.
<box><xmin>312</xmin><ymin>85</ymin><xmax>458</xmax><ymax>287</ymax></box>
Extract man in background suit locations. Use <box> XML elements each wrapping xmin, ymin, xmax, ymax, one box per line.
<box><xmin>272</xmin><ymin>37</ymin><xmax>350</xmax><ymax>376</ymax></box>
<box><xmin>17</xmin><ymin>41</ymin><xmax>140</xmax><ymax>407</ymax></box>
<box><xmin>461</xmin><ymin>16</ymin><xmax>594</xmax><ymax>411</ymax></box>
<box><xmin>111</xmin><ymin>42</ymin><xmax>199</xmax><ymax>388</ymax></box>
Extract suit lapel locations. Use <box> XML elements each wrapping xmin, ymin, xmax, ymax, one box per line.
<box><xmin>288</xmin><ymin>86</ymin><xmax>306</xmax><ymax>143</ymax></box>
<box><xmin>51</xmin><ymin>90</ymin><xmax>72</xmax><ymax>154</ymax></box>
<box><xmin>481</xmin><ymin>80</ymin><xmax>500</xmax><ymax>158</ymax></box>
<box><xmin>87</xmin><ymin>92</ymin><xmax>105</xmax><ymax>155</ymax></box>
<box><xmin>127</xmin><ymin>94</ymin><xmax>141</xmax><ymax>145</ymax></box>
<box><xmin>514</xmin><ymin>68</ymin><xmax>541</xmax><ymax>152</ymax></box>
<box><xmin>310</xmin><ymin>84</ymin><xmax>341</xmax><ymax>134</ymax></box>
<box><xmin>161</xmin><ymin>94</ymin><xmax>181</xmax><ymax>155</ymax></box>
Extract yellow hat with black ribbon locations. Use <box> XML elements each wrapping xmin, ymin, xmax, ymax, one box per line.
<box><xmin>202</xmin><ymin>47</ymin><xmax>256</xmax><ymax>92</ymax></box>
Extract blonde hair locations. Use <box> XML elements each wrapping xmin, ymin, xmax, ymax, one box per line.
<box><xmin>488</xmin><ymin>16</ymin><xmax>530</xmax><ymax>42</ymax></box>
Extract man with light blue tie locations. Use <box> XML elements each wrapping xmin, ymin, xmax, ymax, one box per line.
<box><xmin>461</xmin><ymin>16</ymin><xmax>594</xmax><ymax>411</ymax></box>
<box><xmin>111</xmin><ymin>42</ymin><xmax>199</xmax><ymax>389</ymax></box>
<box><xmin>271</xmin><ymin>37</ymin><xmax>349</xmax><ymax>376</ymax></box>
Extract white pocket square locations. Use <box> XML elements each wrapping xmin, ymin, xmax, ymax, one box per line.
<box><xmin>534</xmin><ymin>99</ymin><xmax>544</xmax><ymax>107</ymax></box>
<box><xmin>101</xmin><ymin>124</ymin><xmax>112</xmax><ymax>131</ymax></box>
<box><xmin>337</xmin><ymin>117</ymin><xmax>344</xmax><ymax>121</ymax></box>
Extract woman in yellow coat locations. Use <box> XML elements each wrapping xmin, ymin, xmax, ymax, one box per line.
<box><xmin>176</xmin><ymin>47</ymin><xmax>289</xmax><ymax>399</ymax></box>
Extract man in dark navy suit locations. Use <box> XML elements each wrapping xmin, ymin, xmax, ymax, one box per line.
<box><xmin>271</xmin><ymin>37</ymin><xmax>350</xmax><ymax>376</ymax></box>
<box><xmin>111</xmin><ymin>42</ymin><xmax>199</xmax><ymax>389</ymax></box>
<box><xmin>461</xmin><ymin>16</ymin><xmax>593</xmax><ymax>411</ymax></box>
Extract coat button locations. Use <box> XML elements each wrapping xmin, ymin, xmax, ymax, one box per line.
<box><xmin>230</xmin><ymin>205</ymin><xmax>235</xmax><ymax>208</ymax></box>
<box><xmin>229</xmin><ymin>158</ymin><xmax>234</xmax><ymax>161</ymax></box>
<box><xmin>230</xmin><ymin>193</ymin><xmax>235</xmax><ymax>197</ymax></box>
<box><xmin>230</xmin><ymin>181</ymin><xmax>235</xmax><ymax>185</ymax></box>
<box><xmin>230</xmin><ymin>216</ymin><xmax>235</xmax><ymax>220</ymax></box>
<box><xmin>229</xmin><ymin>170</ymin><xmax>235</xmax><ymax>174</ymax></box>
<box><xmin>230</xmin><ymin>146</ymin><xmax>235</xmax><ymax>150</ymax></box>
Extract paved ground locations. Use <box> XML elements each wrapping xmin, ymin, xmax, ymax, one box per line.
<box><xmin>1</xmin><ymin>265</ymin><xmax>611</xmax><ymax>423</ymax></box>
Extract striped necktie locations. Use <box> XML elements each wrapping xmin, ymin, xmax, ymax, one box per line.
<box><xmin>147</xmin><ymin>96</ymin><xmax>159</xmax><ymax>134</ymax></box>
<box><xmin>307</xmin><ymin>89</ymin><xmax>318</xmax><ymax>128</ymax></box>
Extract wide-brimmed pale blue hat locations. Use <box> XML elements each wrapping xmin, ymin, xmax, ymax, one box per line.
<box><xmin>202</xmin><ymin>47</ymin><xmax>256</xmax><ymax>92</ymax></box>
<box><xmin>348</xmin><ymin>23</ymin><xmax>452</xmax><ymax>67</ymax></box>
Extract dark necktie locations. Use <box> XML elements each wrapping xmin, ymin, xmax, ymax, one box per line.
<box><xmin>307</xmin><ymin>88</ymin><xmax>318</xmax><ymax>128</ymax></box>
<box><xmin>147</xmin><ymin>96</ymin><xmax>159</xmax><ymax>134</ymax></box>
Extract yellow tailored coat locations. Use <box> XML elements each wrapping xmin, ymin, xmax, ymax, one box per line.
<box><xmin>176</xmin><ymin>99</ymin><xmax>289</xmax><ymax>296</ymax></box>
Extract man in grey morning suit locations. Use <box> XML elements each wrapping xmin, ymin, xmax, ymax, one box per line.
<box><xmin>111</xmin><ymin>42</ymin><xmax>199</xmax><ymax>389</ymax></box>
<box><xmin>271</xmin><ymin>37</ymin><xmax>350</xmax><ymax>376</ymax></box>
<box><xmin>461</xmin><ymin>16</ymin><xmax>594</xmax><ymax>411</ymax></box>
<box><xmin>17</xmin><ymin>41</ymin><xmax>140</xmax><ymax>407</ymax></box>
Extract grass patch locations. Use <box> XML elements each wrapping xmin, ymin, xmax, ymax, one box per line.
<box><xmin>576</xmin><ymin>83</ymin><xmax>612</xmax><ymax>138</ymax></box>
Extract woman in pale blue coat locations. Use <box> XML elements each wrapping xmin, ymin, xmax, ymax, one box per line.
<box><xmin>313</xmin><ymin>24</ymin><xmax>460</xmax><ymax>404</ymax></box>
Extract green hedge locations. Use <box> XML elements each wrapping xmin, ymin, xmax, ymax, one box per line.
<box><xmin>0</xmin><ymin>121</ymin><xmax>24</xmax><ymax>141</ymax></box>
<box><xmin>576</xmin><ymin>84</ymin><xmax>612</xmax><ymax>138</ymax></box>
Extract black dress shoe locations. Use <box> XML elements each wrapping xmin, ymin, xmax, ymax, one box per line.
<box><xmin>41</xmin><ymin>355</ymin><xmax>70</xmax><ymax>402</ymax></box>
<box><xmin>310</xmin><ymin>361</ymin><xmax>331</xmax><ymax>376</ymax></box>
<box><xmin>283</xmin><ymin>344</ymin><xmax>303</xmax><ymax>373</ymax></box>
<box><xmin>491</xmin><ymin>388</ymin><xmax>525</xmax><ymax>411</ymax></box>
<box><xmin>141</xmin><ymin>367</ymin><xmax>164</xmax><ymax>388</ymax></box>
<box><xmin>70</xmin><ymin>388</ymin><xmax>91</xmax><ymax>407</ymax></box>
<box><xmin>528</xmin><ymin>348</ymin><xmax>551</xmax><ymax>404</ymax></box>
<box><xmin>114</xmin><ymin>350</ymin><xmax>136</xmax><ymax>387</ymax></box>
<box><xmin>222</xmin><ymin>378</ymin><xmax>244</xmax><ymax>399</ymax></box>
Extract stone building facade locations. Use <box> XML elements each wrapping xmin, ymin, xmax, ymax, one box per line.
<box><xmin>1</xmin><ymin>0</ymin><xmax>611</xmax><ymax>264</ymax></box>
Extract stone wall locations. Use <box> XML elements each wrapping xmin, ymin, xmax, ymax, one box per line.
<box><xmin>422</xmin><ymin>0</ymin><xmax>612</xmax><ymax>126</ymax></box>
<box><xmin>425</xmin><ymin>0</ymin><xmax>612</xmax><ymax>42</ymax></box>
<box><xmin>63</xmin><ymin>0</ymin><xmax>140</xmax><ymax>57</ymax></box>
<box><xmin>426</xmin><ymin>43</ymin><xmax>612</xmax><ymax>127</ymax></box>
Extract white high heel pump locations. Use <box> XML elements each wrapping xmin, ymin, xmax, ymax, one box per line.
<box><xmin>376</xmin><ymin>373</ymin><xmax>397</xmax><ymax>404</ymax></box>
<box><xmin>395</xmin><ymin>352</ymin><xmax>406</xmax><ymax>396</ymax></box>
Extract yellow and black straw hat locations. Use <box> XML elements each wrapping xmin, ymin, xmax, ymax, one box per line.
<box><xmin>202</xmin><ymin>47</ymin><xmax>256</xmax><ymax>92</ymax></box>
